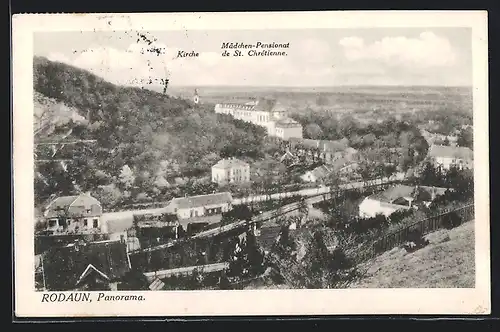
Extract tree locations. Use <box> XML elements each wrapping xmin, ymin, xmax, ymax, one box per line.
<box><xmin>305</xmin><ymin>123</ymin><xmax>324</xmax><ymax>140</ymax></box>
<box><xmin>119</xmin><ymin>165</ymin><xmax>135</xmax><ymax>188</ymax></box>
<box><xmin>457</xmin><ymin>128</ymin><xmax>473</xmax><ymax>149</ymax></box>
<box><xmin>221</xmin><ymin>204</ymin><xmax>253</xmax><ymax>226</ymax></box>
<box><xmin>119</xmin><ymin>269</ymin><xmax>150</xmax><ymax>290</ymax></box>
<box><xmin>297</xmin><ymin>198</ymin><xmax>309</xmax><ymax>225</ymax></box>
<box><xmin>227</xmin><ymin>232</ymin><xmax>265</xmax><ymax>279</ymax></box>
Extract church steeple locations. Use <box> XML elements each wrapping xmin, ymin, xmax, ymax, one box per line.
<box><xmin>193</xmin><ymin>89</ymin><xmax>200</xmax><ymax>104</ymax></box>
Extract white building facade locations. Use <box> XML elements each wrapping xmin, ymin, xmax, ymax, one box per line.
<box><xmin>214</xmin><ymin>98</ymin><xmax>302</xmax><ymax>139</ymax></box>
<box><xmin>212</xmin><ymin>158</ymin><xmax>250</xmax><ymax>185</ymax></box>
<box><xmin>167</xmin><ymin>192</ymin><xmax>233</xmax><ymax>220</ymax></box>
<box><xmin>43</xmin><ymin>192</ymin><xmax>105</xmax><ymax>233</ymax></box>
<box><xmin>427</xmin><ymin>145</ymin><xmax>474</xmax><ymax>171</ymax></box>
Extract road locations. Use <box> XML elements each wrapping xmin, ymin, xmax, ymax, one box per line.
<box><xmin>132</xmin><ymin>174</ymin><xmax>405</xmax><ymax>254</ymax></box>
<box><xmin>103</xmin><ymin>172</ymin><xmax>405</xmax><ymax>233</ymax></box>
<box><xmin>232</xmin><ymin>172</ymin><xmax>405</xmax><ymax>205</ymax></box>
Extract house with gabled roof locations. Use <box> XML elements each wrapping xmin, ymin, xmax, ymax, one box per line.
<box><xmin>300</xmin><ymin>164</ymin><xmax>333</xmax><ymax>183</ymax></box>
<box><xmin>166</xmin><ymin>192</ymin><xmax>233</xmax><ymax>220</ymax></box>
<box><xmin>42</xmin><ymin>238</ymin><xmax>131</xmax><ymax>291</ymax></box>
<box><xmin>358</xmin><ymin>184</ymin><xmax>448</xmax><ymax>219</ymax></box>
<box><xmin>43</xmin><ymin>192</ymin><xmax>104</xmax><ymax>234</ymax></box>
<box><xmin>427</xmin><ymin>144</ymin><xmax>473</xmax><ymax>171</ymax></box>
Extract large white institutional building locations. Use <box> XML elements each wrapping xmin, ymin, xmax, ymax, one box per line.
<box><xmin>214</xmin><ymin>98</ymin><xmax>303</xmax><ymax>140</ymax></box>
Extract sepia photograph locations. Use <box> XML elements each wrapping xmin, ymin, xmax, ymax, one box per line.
<box><xmin>13</xmin><ymin>11</ymin><xmax>490</xmax><ymax>317</ymax></box>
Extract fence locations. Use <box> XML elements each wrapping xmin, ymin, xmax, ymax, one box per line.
<box><xmin>35</xmin><ymin>233</ymin><xmax>110</xmax><ymax>255</ymax></box>
<box><xmin>371</xmin><ymin>204</ymin><xmax>474</xmax><ymax>256</ymax></box>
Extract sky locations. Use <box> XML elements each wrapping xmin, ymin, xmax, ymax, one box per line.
<box><xmin>33</xmin><ymin>28</ymin><xmax>472</xmax><ymax>87</ymax></box>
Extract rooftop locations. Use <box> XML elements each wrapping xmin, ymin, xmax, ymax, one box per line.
<box><xmin>427</xmin><ymin>145</ymin><xmax>473</xmax><ymax>160</ymax></box>
<box><xmin>44</xmin><ymin>192</ymin><xmax>102</xmax><ymax>219</ymax></box>
<box><xmin>310</xmin><ymin>165</ymin><xmax>332</xmax><ymax>180</ymax></box>
<box><xmin>212</xmin><ymin>158</ymin><xmax>249</xmax><ymax>169</ymax></box>
<box><xmin>42</xmin><ymin>239</ymin><xmax>130</xmax><ymax>291</ymax></box>
<box><xmin>217</xmin><ymin>98</ymin><xmax>280</xmax><ymax>113</ymax></box>
<box><xmin>368</xmin><ymin>185</ymin><xmax>448</xmax><ymax>204</ymax></box>
<box><xmin>331</xmin><ymin>157</ymin><xmax>358</xmax><ymax>171</ymax></box>
<box><xmin>320</xmin><ymin>138</ymin><xmax>349</xmax><ymax>153</ymax></box>
<box><xmin>275</xmin><ymin>117</ymin><xmax>302</xmax><ymax>128</ymax></box>
<box><xmin>171</xmin><ymin>192</ymin><xmax>233</xmax><ymax>210</ymax></box>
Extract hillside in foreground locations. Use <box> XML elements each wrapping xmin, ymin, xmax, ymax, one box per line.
<box><xmin>352</xmin><ymin>221</ymin><xmax>475</xmax><ymax>288</ymax></box>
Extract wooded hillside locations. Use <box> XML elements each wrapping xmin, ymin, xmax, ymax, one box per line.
<box><xmin>33</xmin><ymin>56</ymin><xmax>267</xmax><ymax>207</ymax></box>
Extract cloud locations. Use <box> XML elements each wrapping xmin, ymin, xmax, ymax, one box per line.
<box><xmin>339</xmin><ymin>31</ymin><xmax>458</xmax><ymax>68</ymax></box>
<box><xmin>338</xmin><ymin>36</ymin><xmax>364</xmax><ymax>49</ymax></box>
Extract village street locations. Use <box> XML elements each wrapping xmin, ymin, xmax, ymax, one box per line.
<box><xmin>102</xmin><ymin>172</ymin><xmax>406</xmax><ymax>234</ymax></box>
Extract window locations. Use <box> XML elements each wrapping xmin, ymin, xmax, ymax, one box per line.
<box><xmin>49</xmin><ymin>219</ymin><xmax>57</xmax><ymax>228</ymax></box>
<box><xmin>93</xmin><ymin>219</ymin><xmax>99</xmax><ymax>228</ymax></box>
<box><xmin>195</xmin><ymin>210</ymin><xmax>199</xmax><ymax>217</ymax></box>
<box><xmin>190</xmin><ymin>210</ymin><xmax>194</xmax><ymax>218</ymax></box>
<box><xmin>84</xmin><ymin>219</ymin><xmax>88</xmax><ymax>227</ymax></box>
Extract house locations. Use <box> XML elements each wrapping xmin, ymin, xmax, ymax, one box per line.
<box><xmin>287</xmin><ymin>137</ymin><xmax>353</xmax><ymax>164</ymax></box>
<box><xmin>358</xmin><ymin>185</ymin><xmax>448</xmax><ymax>219</ymax></box>
<box><xmin>166</xmin><ymin>192</ymin><xmax>233</xmax><ymax>220</ymax></box>
<box><xmin>320</xmin><ymin>138</ymin><xmax>350</xmax><ymax>164</ymax></box>
<box><xmin>42</xmin><ymin>238</ymin><xmax>131</xmax><ymax>291</ymax></box>
<box><xmin>427</xmin><ymin>144</ymin><xmax>474</xmax><ymax>171</ymax></box>
<box><xmin>274</xmin><ymin>117</ymin><xmax>304</xmax><ymax>140</ymax></box>
<box><xmin>43</xmin><ymin>192</ymin><xmax>104</xmax><ymax>234</ymax></box>
<box><xmin>212</xmin><ymin>158</ymin><xmax>250</xmax><ymax>184</ymax></box>
<box><xmin>421</xmin><ymin>130</ymin><xmax>458</xmax><ymax>147</ymax></box>
<box><xmin>300</xmin><ymin>165</ymin><xmax>333</xmax><ymax>183</ymax></box>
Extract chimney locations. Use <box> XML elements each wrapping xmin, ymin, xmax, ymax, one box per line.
<box><xmin>120</xmin><ymin>234</ymin><xmax>125</xmax><ymax>244</ymax></box>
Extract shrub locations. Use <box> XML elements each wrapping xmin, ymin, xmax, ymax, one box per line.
<box><xmin>441</xmin><ymin>211</ymin><xmax>462</xmax><ymax>230</ymax></box>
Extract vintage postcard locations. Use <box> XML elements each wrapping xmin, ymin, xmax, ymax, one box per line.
<box><xmin>12</xmin><ymin>11</ymin><xmax>490</xmax><ymax>317</ymax></box>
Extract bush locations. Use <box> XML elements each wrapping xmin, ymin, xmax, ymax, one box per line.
<box><xmin>403</xmin><ymin>229</ymin><xmax>430</xmax><ymax>253</ymax></box>
<box><xmin>441</xmin><ymin>211</ymin><xmax>462</xmax><ymax>230</ymax></box>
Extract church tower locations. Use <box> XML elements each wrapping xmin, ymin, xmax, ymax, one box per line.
<box><xmin>193</xmin><ymin>89</ymin><xmax>200</xmax><ymax>104</ymax></box>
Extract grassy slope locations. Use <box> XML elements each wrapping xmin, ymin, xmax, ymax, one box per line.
<box><xmin>353</xmin><ymin>220</ymin><xmax>475</xmax><ymax>288</ymax></box>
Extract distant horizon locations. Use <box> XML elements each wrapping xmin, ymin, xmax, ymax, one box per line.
<box><xmin>34</xmin><ymin>56</ymin><xmax>472</xmax><ymax>93</ymax></box>
<box><xmin>166</xmin><ymin>84</ymin><xmax>472</xmax><ymax>89</ymax></box>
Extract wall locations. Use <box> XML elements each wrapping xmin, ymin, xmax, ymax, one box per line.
<box><xmin>177</xmin><ymin>202</ymin><xmax>231</xmax><ymax>219</ymax></box>
<box><xmin>212</xmin><ymin>165</ymin><xmax>250</xmax><ymax>184</ymax></box>
<box><xmin>211</xmin><ymin>167</ymin><xmax>228</xmax><ymax>184</ymax></box>
<box><xmin>46</xmin><ymin>216</ymin><xmax>102</xmax><ymax>233</ymax></box>
<box><xmin>434</xmin><ymin>157</ymin><xmax>473</xmax><ymax>171</ymax></box>
<box><xmin>277</xmin><ymin>125</ymin><xmax>303</xmax><ymax>140</ymax></box>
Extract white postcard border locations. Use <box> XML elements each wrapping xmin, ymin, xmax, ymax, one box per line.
<box><xmin>13</xmin><ymin>11</ymin><xmax>490</xmax><ymax>317</ymax></box>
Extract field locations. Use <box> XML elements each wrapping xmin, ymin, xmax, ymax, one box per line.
<box><xmin>165</xmin><ymin>85</ymin><xmax>473</xmax><ymax>114</ymax></box>
<box><xmin>352</xmin><ymin>220</ymin><xmax>475</xmax><ymax>288</ymax></box>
